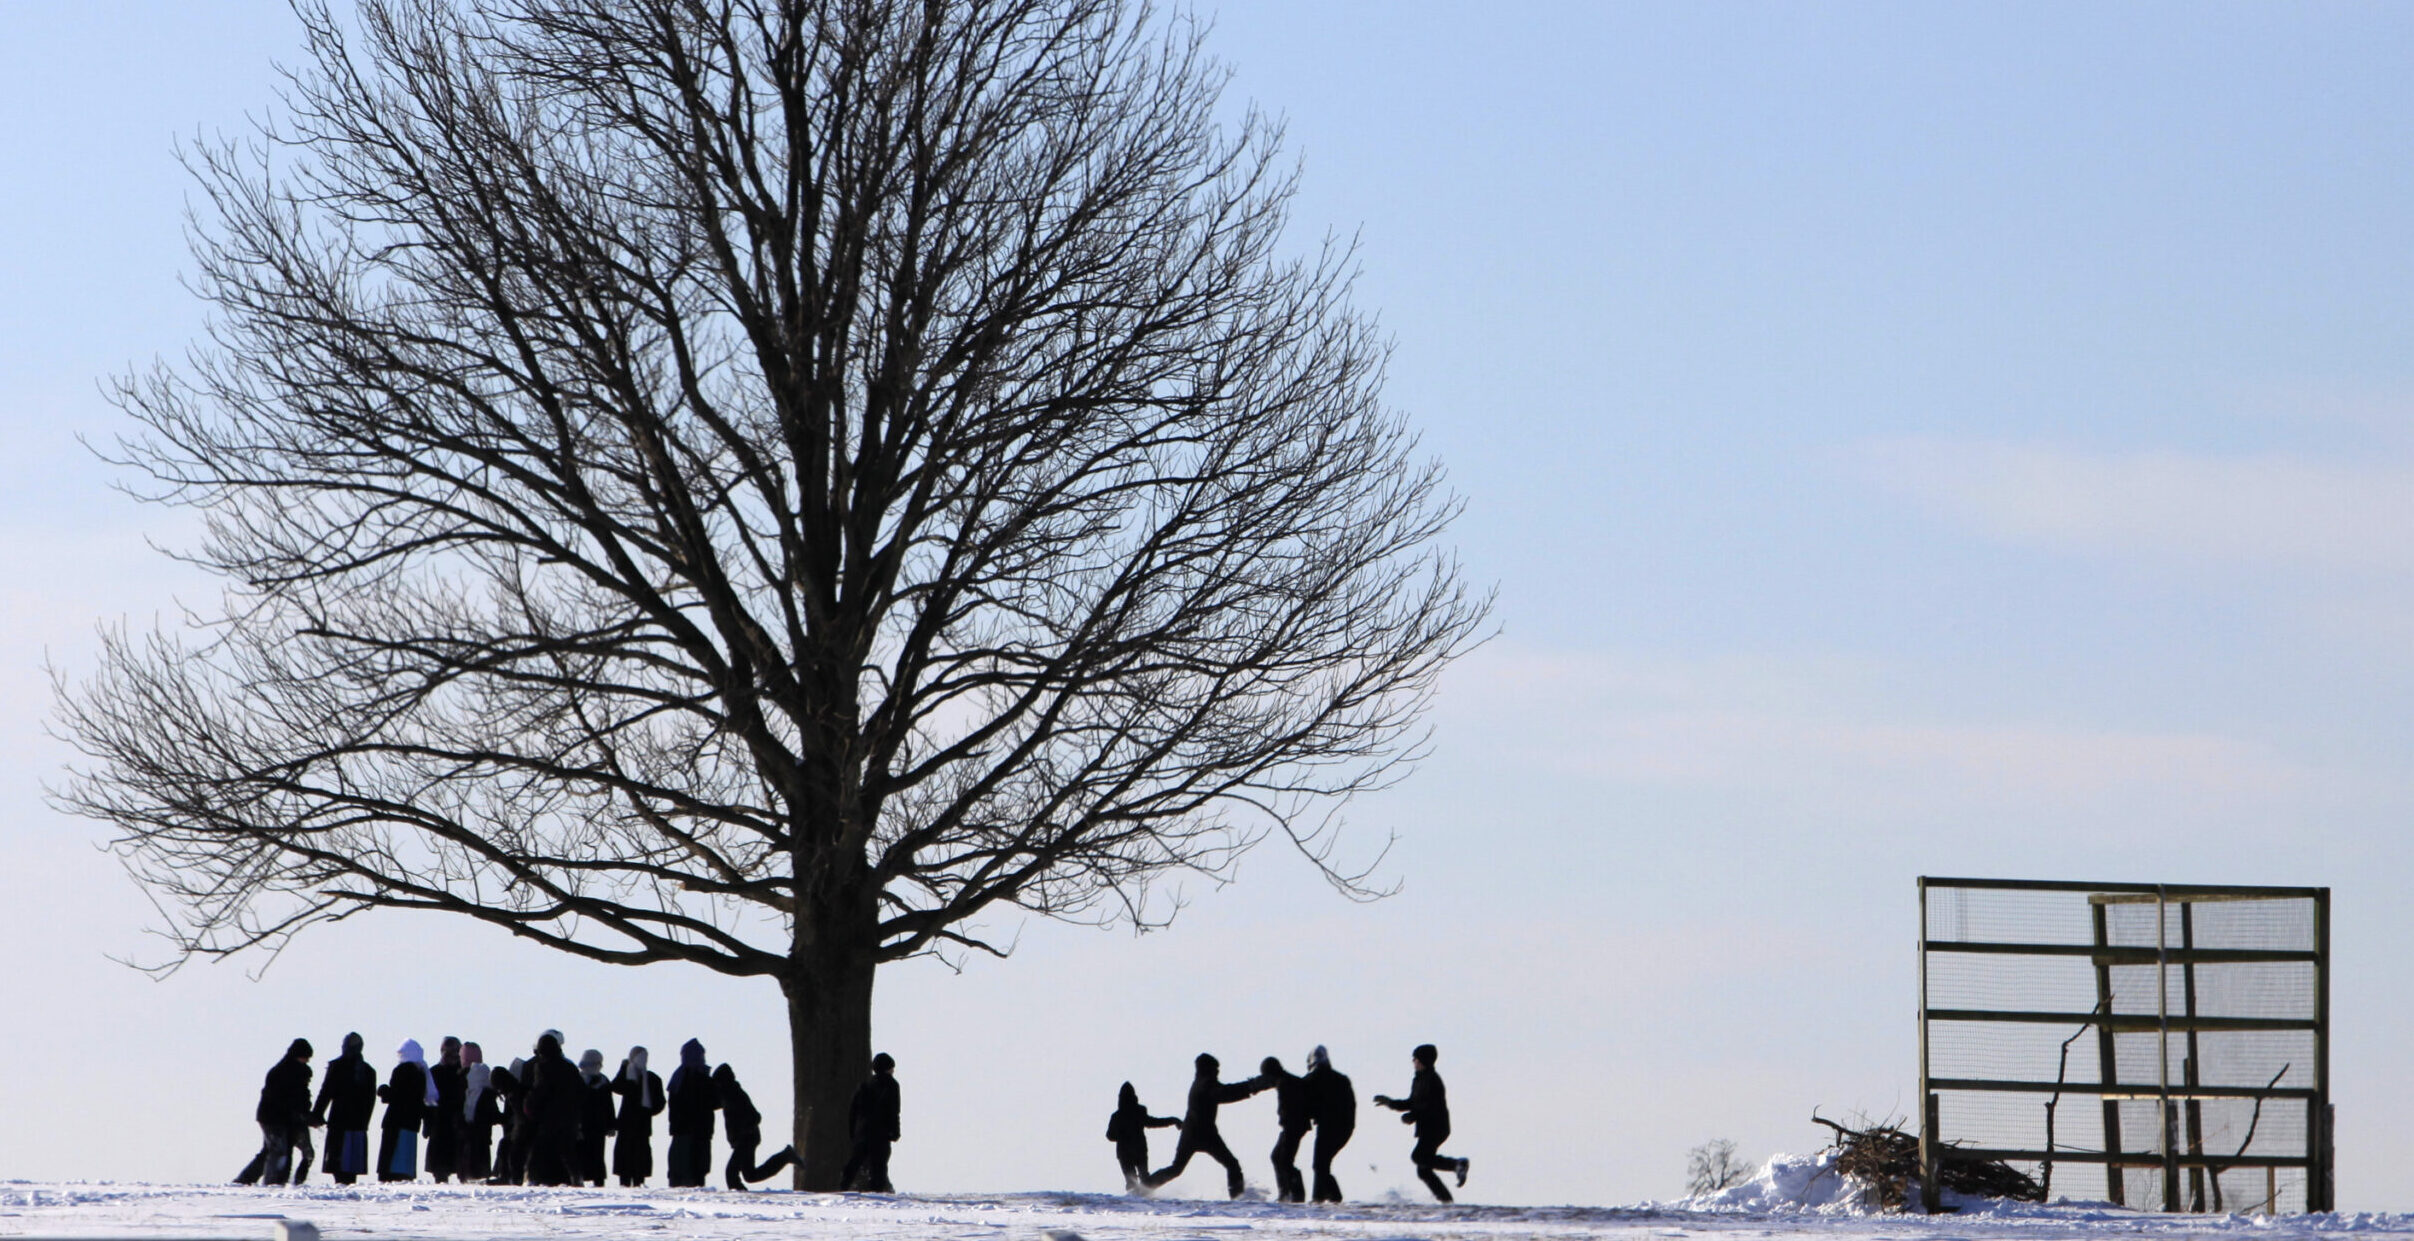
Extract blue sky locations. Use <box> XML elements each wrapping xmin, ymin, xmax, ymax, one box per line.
<box><xmin>5</xmin><ymin>0</ymin><xmax>2414</xmax><ymax>1210</ymax></box>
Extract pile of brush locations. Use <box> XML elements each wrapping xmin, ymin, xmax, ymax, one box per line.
<box><xmin>1812</xmin><ymin>1114</ymin><xmax>2044</xmax><ymax>1211</ymax></box>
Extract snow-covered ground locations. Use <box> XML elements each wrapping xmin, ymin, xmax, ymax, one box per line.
<box><xmin>6</xmin><ymin>1156</ymin><xmax>2414</xmax><ymax>1241</ymax></box>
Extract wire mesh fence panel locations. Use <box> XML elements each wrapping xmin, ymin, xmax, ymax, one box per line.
<box><xmin>1918</xmin><ymin>878</ymin><xmax>2330</xmax><ymax>1215</ymax></box>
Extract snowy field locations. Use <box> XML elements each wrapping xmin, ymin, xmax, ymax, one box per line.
<box><xmin>8</xmin><ymin>1157</ymin><xmax>2414</xmax><ymax>1241</ymax></box>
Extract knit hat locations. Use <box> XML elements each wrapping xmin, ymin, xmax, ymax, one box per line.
<box><xmin>1195</xmin><ymin>1052</ymin><xmax>1218</xmax><ymax>1072</ymax></box>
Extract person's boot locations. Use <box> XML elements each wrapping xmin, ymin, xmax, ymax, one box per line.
<box><xmin>1456</xmin><ymin>1157</ymin><xmax>1470</xmax><ymax>1188</ymax></box>
<box><xmin>295</xmin><ymin>1151</ymin><xmax>314</xmax><ymax>1185</ymax></box>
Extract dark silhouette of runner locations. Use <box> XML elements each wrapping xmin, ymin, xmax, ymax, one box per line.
<box><xmin>1257</xmin><ymin>1056</ymin><xmax>1314</xmax><ymax>1202</ymax></box>
<box><xmin>1105</xmin><ymin>1081</ymin><xmax>1181</xmax><ymax>1191</ymax></box>
<box><xmin>716</xmin><ymin>1062</ymin><xmax>797</xmax><ymax>1189</ymax></box>
<box><xmin>1372</xmin><ymin>1043</ymin><xmax>1466</xmax><ymax>1202</ymax></box>
<box><xmin>1302</xmin><ymin>1045</ymin><xmax>1355</xmax><ymax>1203</ymax></box>
<box><xmin>1143</xmin><ymin>1053</ymin><xmax>1266</xmax><ymax>1198</ymax></box>
<box><xmin>842</xmin><ymin>1053</ymin><xmax>902</xmax><ymax>1192</ymax></box>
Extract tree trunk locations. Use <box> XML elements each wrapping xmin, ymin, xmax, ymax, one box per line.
<box><xmin>784</xmin><ymin>943</ymin><xmax>878</xmax><ymax>1190</ymax></box>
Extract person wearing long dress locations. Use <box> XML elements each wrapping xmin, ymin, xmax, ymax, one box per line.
<box><xmin>376</xmin><ymin>1040</ymin><xmax>434</xmax><ymax>1182</ymax></box>
<box><xmin>577</xmin><ymin>1050</ymin><xmax>618</xmax><ymax>1186</ymax></box>
<box><xmin>313</xmin><ymin>1033</ymin><xmax>379</xmax><ymax>1185</ymax></box>
<box><xmin>459</xmin><ymin>1043</ymin><xmax>501</xmax><ymax>1182</ymax></box>
<box><xmin>426</xmin><ymin>1037</ymin><xmax>465</xmax><ymax>1182</ymax></box>
<box><xmin>611</xmin><ymin>1047</ymin><xmax>666</xmax><ymax>1187</ymax></box>
<box><xmin>664</xmin><ymin>1039</ymin><xmax>720</xmax><ymax>1188</ymax></box>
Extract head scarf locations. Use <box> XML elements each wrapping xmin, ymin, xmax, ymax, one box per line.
<box><xmin>670</xmin><ymin>1038</ymin><xmax>708</xmax><ymax>1095</ymax></box>
<box><xmin>398</xmin><ymin>1039</ymin><xmax>439</xmax><ymax>1107</ymax></box>
<box><xmin>463</xmin><ymin>1062</ymin><xmax>492</xmax><ymax>1123</ymax></box>
<box><xmin>579</xmin><ymin>1049</ymin><xmax>605</xmax><ymax>1084</ymax></box>
<box><xmin>462</xmin><ymin>1042</ymin><xmax>484</xmax><ymax>1068</ymax></box>
<box><xmin>341</xmin><ymin>1031</ymin><xmax>364</xmax><ymax>1057</ymax></box>
<box><xmin>621</xmin><ymin>1046</ymin><xmax>659</xmax><ymax>1111</ymax></box>
<box><xmin>1306</xmin><ymin>1045</ymin><xmax>1330</xmax><ymax>1073</ymax></box>
<box><xmin>1118</xmin><ymin>1081</ymin><xmax>1137</xmax><ymax>1107</ymax></box>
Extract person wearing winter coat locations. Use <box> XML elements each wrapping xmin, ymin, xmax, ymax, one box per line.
<box><xmin>1302</xmin><ymin>1045</ymin><xmax>1356</xmax><ymax>1204</ymax></box>
<box><xmin>1256</xmin><ymin>1056</ymin><xmax>1315</xmax><ymax>1203</ymax></box>
<box><xmin>522</xmin><ymin>1033</ymin><xmax>585</xmax><ymax>1186</ymax></box>
<box><xmin>664</xmin><ymin>1038</ymin><xmax>721</xmax><ymax>1187</ymax></box>
<box><xmin>426</xmin><ymin>1036</ymin><xmax>466</xmax><ymax>1182</ymax></box>
<box><xmin>1143</xmin><ymin>1053</ymin><xmax>1266</xmax><ymax>1198</ymax></box>
<box><xmin>239</xmin><ymin>1038</ymin><xmax>317</xmax><ymax>1186</ymax></box>
<box><xmin>312</xmin><ymin>1032</ymin><xmax>379</xmax><ymax>1184</ymax></box>
<box><xmin>458</xmin><ymin>1043</ymin><xmax>502</xmax><ymax>1182</ymax></box>
<box><xmin>1372</xmin><ymin>1043</ymin><xmax>1467</xmax><ymax>1203</ymax></box>
<box><xmin>714</xmin><ymin>1063</ymin><xmax>797</xmax><ymax>1189</ymax></box>
<box><xmin>841</xmin><ymin>1053</ymin><xmax>902</xmax><ymax>1193</ymax></box>
<box><xmin>487</xmin><ymin>1058</ymin><xmax>528</xmax><ymax>1184</ymax></box>
<box><xmin>576</xmin><ymin>1049</ymin><xmax>618</xmax><ymax>1186</ymax></box>
<box><xmin>376</xmin><ymin>1039</ymin><xmax>435</xmax><ymax>1182</ymax></box>
<box><xmin>611</xmin><ymin>1047</ymin><xmax>666</xmax><ymax>1187</ymax></box>
<box><xmin>1105</xmin><ymin>1081</ymin><xmax>1180</xmax><ymax>1191</ymax></box>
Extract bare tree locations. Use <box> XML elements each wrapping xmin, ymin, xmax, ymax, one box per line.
<box><xmin>53</xmin><ymin>0</ymin><xmax>1486</xmax><ymax>1188</ymax></box>
<box><xmin>1687</xmin><ymin>1138</ymin><xmax>1752</xmax><ymax>1196</ymax></box>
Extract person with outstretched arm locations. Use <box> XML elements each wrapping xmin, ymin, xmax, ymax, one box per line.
<box><xmin>1257</xmin><ymin>1056</ymin><xmax>1314</xmax><ymax>1203</ymax></box>
<box><xmin>841</xmin><ymin>1053</ymin><xmax>902</xmax><ymax>1192</ymax></box>
<box><xmin>1143</xmin><ymin>1053</ymin><xmax>1266</xmax><ymax>1199</ymax></box>
<box><xmin>1302</xmin><ymin>1045</ymin><xmax>1355</xmax><ymax>1203</ymax></box>
<box><xmin>1105</xmin><ymin>1081</ymin><xmax>1181</xmax><ymax>1191</ymax></box>
<box><xmin>1372</xmin><ymin>1043</ymin><xmax>1466</xmax><ymax>1202</ymax></box>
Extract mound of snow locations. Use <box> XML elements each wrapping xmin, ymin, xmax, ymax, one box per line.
<box><xmin>1677</xmin><ymin>1150</ymin><xmax>1875</xmax><ymax>1214</ymax></box>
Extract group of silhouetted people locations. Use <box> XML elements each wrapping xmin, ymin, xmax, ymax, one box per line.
<box><xmin>240</xmin><ymin>1032</ymin><xmax>903</xmax><ymax>1194</ymax></box>
<box><xmin>1113</xmin><ymin>1042</ymin><xmax>1470</xmax><ymax>1204</ymax></box>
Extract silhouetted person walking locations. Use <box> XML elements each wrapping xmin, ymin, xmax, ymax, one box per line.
<box><xmin>1105</xmin><ymin>1081</ymin><xmax>1180</xmax><ymax>1191</ymax></box>
<box><xmin>1372</xmin><ymin>1043</ymin><xmax>1466</xmax><ymax>1203</ymax></box>
<box><xmin>577</xmin><ymin>1049</ymin><xmax>617</xmax><ymax>1186</ymax></box>
<box><xmin>460</xmin><ymin>1044</ymin><xmax>501</xmax><ymax>1182</ymax></box>
<box><xmin>427</xmin><ymin>1036</ymin><xmax>465</xmax><ymax>1182</ymax></box>
<box><xmin>716</xmin><ymin>1063</ymin><xmax>796</xmax><ymax>1189</ymax></box>
<box><xmin>522</xmin><ymin>1033</ymin><xmax>583</xmax><ymax>1186</ymax></box>
<box><xmin>612</xmin><ymin>1047</ymin><xmax>666</xmax><ymax>1187</ymax></box>
<box><xmin>376</xmin><ymin>1039</ymin><xmax>434</xmax><ymax>1182</ymax></box>
<box><xmin>841</xmin><ymin>1053</ymin><xmax>901</xmax><ymax>1192</ymax></box>
<box><xmin>1144</xmin><ymin>1053</ymin><xmax>1265</xmax><ymax>1198</ymax></box>
<box><xmin>665</xmin><ymin>1038</ymin><xmax>720</xmax><ymax>1187</ymax></box>
<box><xmin>240</xmin><ymin>1038</ymin><xmax>316</xmax><ymax>1186</ymax></box>
<box><xmin>313</xmin><ymin>1032</ymin><xmax>378</xmax><ymax>1184</ymax></box>
<box><xmin>1257</xmin><ymin>1056</ymin><xmax>1314</xmax><ymax>1203</ymax></box>
<box><xmin>1303</xmin><ymin>1045</ymin><xmax>1355</xmax><ymax>1203</ymax></box>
